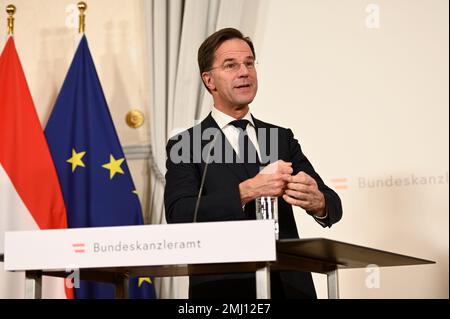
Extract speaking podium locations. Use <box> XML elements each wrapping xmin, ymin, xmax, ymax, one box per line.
<box><xmin>3</xmin><ymin>220</ymin><xmax>434</xmax><ymax>299</ymax></box>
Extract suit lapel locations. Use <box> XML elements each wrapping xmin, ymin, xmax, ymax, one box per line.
<box><xmin>200</xmin><ymin>113</ymin><xmax>249</xmax><ymax>182</ymax></box>
<box><xmin>253</xmin><ymin>115</ymin><xmax>275</xmax><ymax>166</ymax></box>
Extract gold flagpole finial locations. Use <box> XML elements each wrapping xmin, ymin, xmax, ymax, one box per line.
<box><xmin>6</xmin><ymin>4</ymin><xmax>16</xmax><ymax>35</ymax></box>
<box><xmin>78</xmin><ymin>2</ymin><xmax>87</xmax><ymax>33</ymax></box>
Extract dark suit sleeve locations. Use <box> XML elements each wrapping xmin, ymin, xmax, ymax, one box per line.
<box><xmin>286</xmin><ymin>128</ymin><xmax>343</xmax><ymax>227</ymax></box>
<box><xmin>164</xmin><ymin>138</ymin><xmax>244</xmax><ymax>224</ymax></box>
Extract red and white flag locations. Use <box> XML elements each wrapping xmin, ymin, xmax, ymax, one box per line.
<box><xmin>0</xmin><ymin>37</ymin><xmax>72</xmax><ymax>299</ymax></box>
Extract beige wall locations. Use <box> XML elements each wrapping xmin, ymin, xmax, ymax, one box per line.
<box><xmin>253</xmin><ymin>0</ymin><xmax>448</xmax><ymax>298</ymax></box>
<box><xmin>0</xmin><ymin>0</ymin><xmax>447</xmax><ymax>298</ymax></box>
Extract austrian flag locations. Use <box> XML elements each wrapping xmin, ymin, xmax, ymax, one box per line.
<box><xmin>0</xmin><ymin>37</ymin><xmax>72</xmax><ymax>299</ymax></box>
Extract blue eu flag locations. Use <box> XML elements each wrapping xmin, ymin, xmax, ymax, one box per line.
<box><xmin>45</xmin><ymin>36</ymin><xmax>156</xmax><ymax>299</ymax></box>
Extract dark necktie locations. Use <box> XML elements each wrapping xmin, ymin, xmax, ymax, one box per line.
<box><xmin>229</xmin><ymin>119</ymin><xmax>260</xmax><ymax>177</ymax></box>
<box><xmin>229</xmin><ymin>119</ymin><xmax>260</xmax><ymax>219</ymax></box>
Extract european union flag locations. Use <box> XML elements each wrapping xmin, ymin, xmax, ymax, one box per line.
<box><xmin>45</xmin><ymin>36</ymin><xmax>156</xmax><ymax>299</ymax></box>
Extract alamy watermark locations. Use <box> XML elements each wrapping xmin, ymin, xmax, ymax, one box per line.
<box><xmin>65</xmin><ymin>266</ymin><xmax>80</xmax><ymax>289</ymax></box>
<box><xmin>365</xmin><ymin>264</ymin><xmax>380</xmax><ymax>289</ymax></box>
<box><xmin>168</xmin><ymin>126</ymin><xmax>279</xmax><ymax>164</ymax></box>
<box><xmin>365</xmin><ymin>4</ymin><xmax>381</xmax><ymax>29</ymax></box>
<box><xmin>65</xmin><ymin>4</ymin><xmax>78</xmax><ymax>29</ymax></box>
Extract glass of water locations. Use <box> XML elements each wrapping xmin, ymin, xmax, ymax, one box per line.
<box><xmin>255</xmin><ymin>196</ymin><xmax>279</xmax><ymax>240</ymax></box>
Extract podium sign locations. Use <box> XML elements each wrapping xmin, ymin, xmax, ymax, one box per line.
<box><xmin>4</xmin><ymin>220</ymin><xmax>276</xmax><ymax>271</ymax></box>
<box><xmin>3</xmin><ymin>221</ymin><xmax>434</xmax><ymax>299</ymax></box>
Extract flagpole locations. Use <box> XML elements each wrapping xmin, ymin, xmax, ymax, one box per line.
<box><xmin>6</xmin><ymin>4</ymin><xmax>15</xmax><ymax>35</ymax></box>
<box><xmin>78</xmin><ymin>2</ymin><xmax>87</xmax><ymax>34</ymax></box>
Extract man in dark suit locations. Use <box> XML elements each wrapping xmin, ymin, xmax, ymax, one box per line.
<box><xmin>164</xmin><ymin>28</ymin><xmax>342</xmax><ymax>298</ymax></box>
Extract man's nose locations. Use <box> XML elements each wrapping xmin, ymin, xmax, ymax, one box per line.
<box><xmin>236</xmin><ymin>63</ymin><xmax>250</xmax><ymax>76</ymax></box>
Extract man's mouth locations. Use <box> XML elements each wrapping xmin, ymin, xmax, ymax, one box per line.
<box><xmin>235</xmin><ymin>83</ymin><xmax>251</xmax><ymax>89</ymax></box>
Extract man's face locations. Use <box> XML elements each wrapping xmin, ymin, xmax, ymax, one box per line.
<box><xmin>202</xmin><ymin>38</ymin><xmax>258</xmax><ymax>111</ymax></box>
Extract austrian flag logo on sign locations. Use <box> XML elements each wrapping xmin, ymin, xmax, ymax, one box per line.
<box><xmin>72</xmin><ymin>243</ymin><xmax>86</xmax><ymax>254</ymax></box>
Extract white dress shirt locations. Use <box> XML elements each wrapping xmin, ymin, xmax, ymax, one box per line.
<box><xmin>211</xmin><ymin>106</ymin><xmax>261</xmax><ymax>161</ymax></box>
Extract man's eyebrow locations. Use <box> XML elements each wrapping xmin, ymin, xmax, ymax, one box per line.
<box><xmin>221</xmin><ymin>58</ymin><xmax>237</xmax><ymax>64</ymax></box>
<box><xmin>220</xmin><ymin>56</ymin><xmax>255</xmax><ymax>63</ymax></box>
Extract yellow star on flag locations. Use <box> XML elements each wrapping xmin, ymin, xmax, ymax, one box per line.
<box><xmin>102</xmin><ymin>154</ymin><xmax>125</xmax><ymax>180</ymax></box>
<box><xmin>138</xmin><ymin>277</ymin><xmax>152</xmax><ymax>287</ymax></box>
<box><xmin>67</xmin><ymin>149</ymin><xmax>86</xmax><ymax>172</ymax></box>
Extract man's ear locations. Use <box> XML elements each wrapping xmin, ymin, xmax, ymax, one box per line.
<box><xmin>202</xmin><ymin>72</ymin><xmax>215</xmax><ymax>91</ymax></box>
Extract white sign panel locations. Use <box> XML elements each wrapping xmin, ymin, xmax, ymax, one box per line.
<box><xmin>4</xmin><ymin>220</ymin><xmax>276</xmax><ymax>271</ymax></box>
